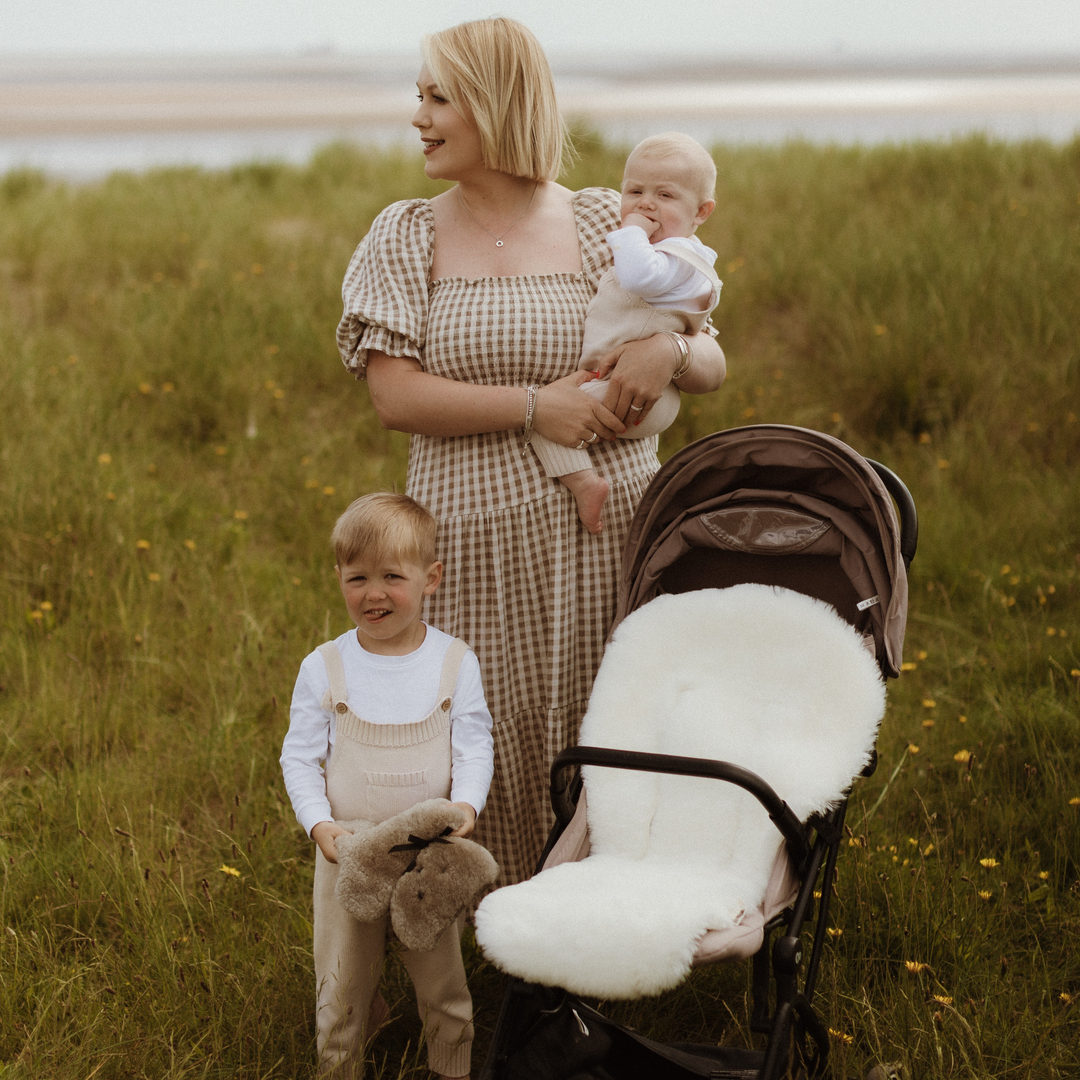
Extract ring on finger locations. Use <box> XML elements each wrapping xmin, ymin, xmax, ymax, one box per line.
<box><xmin>575</xmin><ymin>439</ymin><xmax>588</xmax><ymax>449</ymax></box>
<box><xmin>586</xmin><ymin>432</ymin><xmax>599</xmax><ymax>444</ymax></box>
<box><xmin>629</xmin><ymin>403</ymin><xmax>644</xmax><ymax>412</ymax></box>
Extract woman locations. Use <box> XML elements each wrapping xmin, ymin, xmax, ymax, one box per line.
<box><xmin>337</xmin><ymin>17</ymin><xmax>725</xmax><ymax>886</ymax></box>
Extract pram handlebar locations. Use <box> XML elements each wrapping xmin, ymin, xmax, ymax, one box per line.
<box><xmin>550</xmin><ymin>745</ymin><xmax>812</xmax><ymax>873</ymax></box>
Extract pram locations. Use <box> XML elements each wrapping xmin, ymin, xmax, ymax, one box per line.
<box><xmin>475</xmin><ymin>424</ymin><xmax>918</xmax><ymax>1080</ymax></box>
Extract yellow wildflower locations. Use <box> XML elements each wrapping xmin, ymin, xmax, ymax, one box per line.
<box><xmin>978</xmin><ymin>890</ymin><xmax>993</xmax><ymax>900</ymax></box>
<box><xmin>322</xmin><ymin>486</ymin><xmax>336</xmax><ymax>496</ymax></box>
<box><xmin>873</xmin><ymin>324</ymin><xmax>887</xmax><ymax>336</ymax></box>
<box><xmin>218</xmin><ymin>865</ymin><xmax>241</xmax><ymax>878</ymax></box>
<box><xmin>953</xmin><ymin>749</ymin><xmax>971</xmax><ymax>763</ymax></box>
<box><xmin>979</xmin><ymin>857</ymin><xmax>999</xmax><ymax>868</ymax></box>
<box><xmin>233</xmin><ymin>510</ymin><xmax>249</xmax><ymax>521</ymax></box>
<box><xmin>922</xmin><ymin>699</ymin><xmax>936</xmax><ymax>709</ymax></box>
<box><xmin>931</xmin><ymin>994</ymin><xmax>953</xmax><ymax>1006</ymax></box>
<box><xmin>148</xmin><ymin>573</ymin><xmax>161</xmax><ymax>582</ymax></box>
<box><xmin>1038</xmin><ymin>871</ymin><xmax>1049</xmax><ymax>880</ymax></box>
<box><xmin>97</xmin><ymin>453</ymin><xmax>112</xmax><ymax>465</ymax></box>
<box><xmin>136</xmin><ymin>539</ymin><xmax>151</xmax><ymax>550</ymax></box>
<box><xmin>183</xmin><ymin>539</ymin><xmax>196</xmax><ymax>551</ymax></box>
<box><xmin>828</xmin><ymin>1028</ymin><xmax>854</xmax><ymax>1044</ymax></box>
<box><xmin>1069</xmin><ymin>797</ymin><xmax>1080</xmax><ymax>807</ymax></box>
<box><xmin>904</xmin><ymin>961</ymin><xmax>930</xmax><ymax>974</ymax></box>
<box><xmin>901</xmin><ymin>661</ymin><xmax>918</xmax><ymax>671</ymax></box>
<box><xmin>922</xmin><ymin>719</ymin><xmax>935</xmax><ymax>729</ymax></box>
<box><xmin>826</xmin><ymin>928</ymin><xmax>843</xmax><ymax>939</ymax></box>
<box><xmin>139</xmin><ymin>382</ymin><xmax>152</xmax><ymax>395</ymax></box>
<box><xmin>907</xmin><ymin>743</ymin><xmax>920</xmax><ymax>754</ymax></box>
<box><xmin>917</xmin><ymin>650</ymin><xmax>928</xmax><ymax>660</ymax></box>
<box><xmin>39</xmin><ymin>601</ymin><xmax>53</xmax><ymax>611</ymax></box>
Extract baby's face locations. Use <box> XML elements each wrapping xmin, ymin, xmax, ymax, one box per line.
<box><xmin>620</xmin><ymin>154</ymin><xmax>714</xmax><ymax>243</ymax></box>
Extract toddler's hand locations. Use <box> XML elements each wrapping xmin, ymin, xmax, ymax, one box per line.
<box><xmin>448</xmin><ymin>802</ymin><xmax>477</xmax><ymax>838</ymax></box>
<box><xmin>311</xmin><ymin>820</ymin><xmax>350</xmax><ymax>863</ymax></box>
<box><xmin>622</xmin><ymin>212</ymin><xmax>660</xmax><ymax>238</ymax></box>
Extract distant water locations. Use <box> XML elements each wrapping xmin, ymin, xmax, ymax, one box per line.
<box><xmin>2</xmin><ymin>55</ymin><xmax>1079</xmax><ymax>180</ymax></box>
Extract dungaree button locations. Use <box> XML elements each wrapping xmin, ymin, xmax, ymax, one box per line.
<box><xmin>335</xmin><ymin>702</ymin><xmax>347</xmax><ymax>714</ymax></box>
<box><xmin>441</xmin><ymin>698</ymin><xmax>452</xmax><ymax>711</ymax></box>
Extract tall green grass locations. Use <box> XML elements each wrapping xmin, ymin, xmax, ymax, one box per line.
<box><xmin>1</xmin><ymin>135</ymin><xmax>1078</xmax><ymax>1078</ymax></box>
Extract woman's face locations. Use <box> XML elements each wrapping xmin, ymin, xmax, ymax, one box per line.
<box><xmin>412</xmin><ymin>65</ymin><xmax>485</xmax><ymax>182</ymax></box>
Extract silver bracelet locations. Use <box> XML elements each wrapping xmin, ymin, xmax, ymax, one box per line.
<box><xmin>521</xmin><ymin>384</ymin><xmax>540</xmax><ymax>456</ymax></box>
<box><xmin>664</xmin><ymin>332</ymin><xmax>692</xmax><ymax>380</ymax></box>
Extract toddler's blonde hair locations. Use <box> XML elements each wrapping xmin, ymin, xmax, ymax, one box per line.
<box><xmin>626</xmin><ymin>132</ymin><xmax>717</xmax><ymax>205</ymax></box>
<box><xmin>332</xmin><ymin>493</ymin><xmax>437</xmax><ymax>569</ymax></box>
<box><xmin>422</xmin><ymin>17</ymin><xmax>568</xmax><ymax>181</ymax></box>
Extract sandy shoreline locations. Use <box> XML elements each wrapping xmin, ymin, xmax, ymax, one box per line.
<box><xmin>3</xmin><ymin>54</ymin><xmax>1080</xmax><ymax>138</ymax></box>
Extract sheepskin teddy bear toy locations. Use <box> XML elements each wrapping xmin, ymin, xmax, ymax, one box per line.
<box><xmin>335</xmin><ymin>799</ymin><xmax>498</xmax><ymax>952</ymax></box>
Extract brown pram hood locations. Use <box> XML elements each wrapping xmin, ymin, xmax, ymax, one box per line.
<box><xmin>615</xmin><ymin>425</ymin><xmax>909</xmax><ymax>678</ymax></box>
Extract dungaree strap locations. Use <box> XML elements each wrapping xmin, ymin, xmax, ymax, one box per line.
<box><xmin>317</xmin><ymin>641</ymin><xmax>350</xmax><ymax>710</ymax></box>
<box><xmin>653</xmin><ymin>239</ymin><xmax>722</xmax><ymax>291</ymax></box>
<box><xmin>436</xmin><ymin>638</ymin><xmax>470</xmax><ymax>709</ymax></box>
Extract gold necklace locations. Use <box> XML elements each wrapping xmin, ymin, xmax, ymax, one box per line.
<box><xmin>456</xmin><ymin>182</ymin><xmax>538</xmax><ymax>247</ymax></box>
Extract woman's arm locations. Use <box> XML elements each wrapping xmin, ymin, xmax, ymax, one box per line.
<box><xmin>366</xmin><ymin>352</ymin><xmax>627</xmax><ymax>444</ymax></box>
<box><xmin>595</xmin><ymin>329</ymin><xmax>726</xmax><ymax>424</ymax></box>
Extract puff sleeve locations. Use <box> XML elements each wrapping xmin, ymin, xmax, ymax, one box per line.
<box><xmin>335</xmin><ymin>199</ymin><xmax>435</xmax><ymax>380</ymax></box>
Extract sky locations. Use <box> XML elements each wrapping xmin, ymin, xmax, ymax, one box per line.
<box><xmin>4</xmin><ymin>0</ymin><xmax>1080</xmax><ymax>59</ymax></box>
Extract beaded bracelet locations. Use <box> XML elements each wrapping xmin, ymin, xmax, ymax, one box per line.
<box><xmin>521</xmin><ymin>384</ymin><xmax>540</xmax><ymax>456</ymax></box>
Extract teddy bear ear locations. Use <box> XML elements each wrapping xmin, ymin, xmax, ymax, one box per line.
<box><xmin>390</xmin><ymin>840</ymin><xmax>499</xmax><ymax>952</ymax></box>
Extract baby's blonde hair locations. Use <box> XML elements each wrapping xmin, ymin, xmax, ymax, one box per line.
<box><xmin>625</xmin><ymin>132</ymin><xmax>717</xmax><ymax>205</ymax></box>
<box><xmin>422</xmin><ymin>17</ymin><xmax>568</xmax><ymax>181</ymax></box>
<box><xmin>332</xmin><ymin>493</ymin><xmax>437</xmax><ymax>569</ymax></box>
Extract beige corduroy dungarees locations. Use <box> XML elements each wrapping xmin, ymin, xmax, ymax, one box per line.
<box><xmin>312</xmin><ymin>637</ymin><xmax>474</xmax><ymax>1079</ymax></box>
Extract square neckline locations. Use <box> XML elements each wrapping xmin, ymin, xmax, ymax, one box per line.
<box><xmin>426</xmin><ymin>188</ymin><xmax>598</xmax><ymax>286</ymax></box>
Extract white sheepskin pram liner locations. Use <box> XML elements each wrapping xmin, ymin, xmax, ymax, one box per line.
<box><xmin>475</xmin><ymin>584</ymin><xmax>884</xmax><ymax>1000</ymax></box>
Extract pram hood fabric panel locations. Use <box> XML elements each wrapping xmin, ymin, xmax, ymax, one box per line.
<box><xmin>615</xmin><ymin>426</ymin><xmax>909</xmax><ymax>677</ymax></box>
<box><xmin>474</xmin><ymin>585</ymin><xmax>885</xmax><ymax>999</ymax></box>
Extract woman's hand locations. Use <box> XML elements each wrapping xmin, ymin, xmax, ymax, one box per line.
<box><xmin>592</xmin><ymin>334</ymin><xmax>679</xmax><ymax>427</ymax></box>
<box><xmin>594</xmin><ymin>331</ymin><xmax>726</xmax><ymax>426</ymax></box>
<box><xmin>311</xmin><ymin>820</ymin><xmax>350</xmax><ymax>864</ymax></box>
<box><xmin>531</xmin><ymin>370</ymin><xmax>625</xmax><ymax>447</ymax></box>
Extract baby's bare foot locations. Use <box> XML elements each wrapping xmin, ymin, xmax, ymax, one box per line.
<box><xmin>561</xmin><ymin>469</ymin><xmax>610</xmax><ymax>535</ymax></box>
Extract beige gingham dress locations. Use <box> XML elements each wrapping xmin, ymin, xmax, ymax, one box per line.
<box><xmin>337</xmin><ymin>187</ymin><xmax>660</xmax><ymax>884</ymax></box>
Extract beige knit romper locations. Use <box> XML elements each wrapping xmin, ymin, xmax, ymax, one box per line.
<box><xmin>312</xmin><ymin>637</ymin><xmax>474</xmax><ymax>1079</ymax></box>
<box><xmin>533</xmin><ymin>238</ymin><xmax>723</xmax><ymax>478</ymax></box>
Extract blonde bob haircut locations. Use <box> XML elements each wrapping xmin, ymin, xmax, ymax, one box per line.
<box><xmin>627</xmin><ymin>132</ymin><xmax>717</xmax><ymax>205</ymax></box>
<box><xmin>422</xmin><ymin>17</ymin><xmax>568</xmax><ymax>181</ymax></box>
<box><xmin>332</xmin><ymin>493</ymin><xmax>438</xmax><ymax>570</ymax></box>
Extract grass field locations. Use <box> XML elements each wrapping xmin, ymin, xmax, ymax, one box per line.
<box><xmin>1</xmin><ymin>134</ymin><xmax>1078</xmax><ymax>1079</ymax></box>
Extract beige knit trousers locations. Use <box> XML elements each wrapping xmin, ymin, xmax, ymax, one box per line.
<box><xmin>313</xmin><ymin>640</ymin><xmax>473</xmax><ymax>1078</ymax></box>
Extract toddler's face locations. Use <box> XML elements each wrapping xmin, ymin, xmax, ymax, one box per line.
<box><xmin>620</xmin><ymin>154</ymin><xmax>714</xmax><ymax>243</ymax></box>
<box><xmin>336</xmin><ymin>554</ymin><xmax>442</xmax><ymax>655</ymax></box>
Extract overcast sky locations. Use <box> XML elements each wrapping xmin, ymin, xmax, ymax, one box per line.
<box><xmin>4</xmin><ymin>0</ymin><xmax>1080</xmax><ymax>59</ymax></box>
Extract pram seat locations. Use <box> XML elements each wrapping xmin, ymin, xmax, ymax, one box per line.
<box><xmin>475</xmin><ymin>583</ymin><xmax>885</xmax><ymax>1000</ymax></box>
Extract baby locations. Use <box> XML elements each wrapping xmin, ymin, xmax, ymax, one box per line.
<box><xmin>530</xmin><ymin>132</ymin><xmax>722</xmax><ymax>534</ymax></box>
<box><xmin>280</xmin><ymin>492</ymin><xmax>493</xmax><ymax>1079</ymax></box>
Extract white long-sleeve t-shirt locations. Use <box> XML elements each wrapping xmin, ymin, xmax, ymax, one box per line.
<box><xmin>280</xmin><ymin>625</ymin><xmax>494</xmax><ymax>837</ymax></box>
<box><xmin>606</xmin><ymin>226</ymin><xmax>718</xmax><ymax>309</ymax></box>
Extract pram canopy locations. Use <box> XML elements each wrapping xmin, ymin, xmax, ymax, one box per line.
<box><xmin>615</xmin><ymin>424</ymin><xmax>913</xmax><ymax>677</ymax></box>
